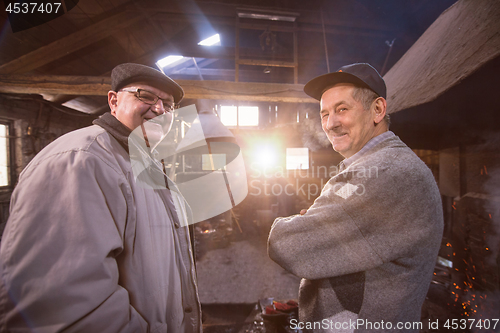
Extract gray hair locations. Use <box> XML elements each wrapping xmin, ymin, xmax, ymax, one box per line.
<box><xmin>351</xmin><ymin>86</ymin><xmax>390</xmax><ymax>128</ymax></box>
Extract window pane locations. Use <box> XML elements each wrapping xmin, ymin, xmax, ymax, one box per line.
<box><xmin>286</xmin><ymin>147</ymin><xmax>309</xmax><ymax>170</ymax></box>
<box><xmin>0</xmin><ymin>124</ymin><xmax>9</xmax><ymax>186</ymax></box>
<box><xmin>238</xmin><ymin>106</ymin><xmax>259</xmax><ymax>127</ymax></box>
<box><xmin>220</xmin><ymin>106</ymin><xmax>238</xmax><ymax>126</ymax></box>
<box><xmin>202</xmin><ymin>154</ymin><xmax>226</xmax><ymax>171</ymax></box>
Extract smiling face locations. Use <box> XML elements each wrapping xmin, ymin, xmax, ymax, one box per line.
<box><xmin>108</xmin><ymin>83</ymin><xmax>175</xmax><ymax>131</ymax></box>
<box><xmin>320</xmin><ymin>83</ymin><xmax>387</xmax><ymax>158</ymax></box>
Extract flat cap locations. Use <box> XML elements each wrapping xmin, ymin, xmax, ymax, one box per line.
<box><xmin>111</xmin><ymin>63</ymin><xmax>184</xmax><ymax>103</ymax></box>
<box><xmin>304</xmin><ymin>63</ymin><xmax>386</xmax><ymax>101</ymax></box>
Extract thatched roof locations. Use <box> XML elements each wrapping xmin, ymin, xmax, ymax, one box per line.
<box><xmin>384</xmin><ymin>0</ymin><xmax>500</xmax><ymax>114</ymax></box>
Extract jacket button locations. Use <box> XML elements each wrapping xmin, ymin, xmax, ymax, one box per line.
<box><xmin>184</xmin><ymin>306</ymin><xmax>193</xmax><ymax>313</ymax></box>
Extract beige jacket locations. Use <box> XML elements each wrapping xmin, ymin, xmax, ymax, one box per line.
<box><xmin>0</xmin><ymin>125</ymin><xmax>201</xmax><ymax>332</ymax></box>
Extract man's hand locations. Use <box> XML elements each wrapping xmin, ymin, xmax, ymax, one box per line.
<box><xmin>300</xmin><ymin>209</ymin><xmax>307</xmax><ymax>215</ymax></box>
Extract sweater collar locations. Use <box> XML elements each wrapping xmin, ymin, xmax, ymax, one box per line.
<box><xmin>341</xmin><ymin>131</ymin><xmax>395</xmax><ymax>170</ymax></box>
<box><xmin>93</xmin><ymin>112</ymin><xmax>131</xmax><ymax>153</ymax></box>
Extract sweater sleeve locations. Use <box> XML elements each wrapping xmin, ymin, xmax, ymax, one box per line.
<box><xmin>0</xmin><ymin>150</ymin><xmax>148</xmax><ymax>332</ymax></box>
<box><xmin>268</xmin><ymin>150</ymin><xmax>442</xmax><ymax>280</ymax></box>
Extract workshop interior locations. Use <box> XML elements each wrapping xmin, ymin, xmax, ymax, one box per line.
<box><xmin>0</xmin><ymin>0</ymin><xmax>499</xmax><ymax>331</ymax></box>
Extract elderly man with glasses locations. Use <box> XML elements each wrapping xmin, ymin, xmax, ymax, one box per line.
<box><xmin>0</xmin><ymin>63</ymin><xmax>202</xmax><ymax>332</ymax></box>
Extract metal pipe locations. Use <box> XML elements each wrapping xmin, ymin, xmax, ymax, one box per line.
<box><xmin>192</xmin><ymin>57</ymin><xmax>204</xmax><ymax>81</ymax></box>
<box><xmin>381</xmin><ymin>39</ymin><xmax>396</xmax><ymax>76</ymax></box>
<box><xmin>321</xmin><ymin>8</ymin><xmax>330</xmax><ymax>73</ymax></box>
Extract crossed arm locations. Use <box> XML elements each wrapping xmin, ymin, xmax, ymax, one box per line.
<box><xmin>268</xmin><ymin>160</ymin><xmax>439</xmax><ymax>280</ymax></box>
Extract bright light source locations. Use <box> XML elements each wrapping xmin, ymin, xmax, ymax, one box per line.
<box><xmin>220</xmin><ymin>106</ymin><xmax>238</xmax><ymax>126</ymax></box>
<box><xmin>198</xmin><ymin>33</ymin><xmax>221</xmax><ymax>46</ymax></box>
<box><xmin>286</xmin><ymin>147</ymin><xmax>309</xmax><ymax>170</ymax></box>
<box><xmin>238</xmin><ymin>106</ymin><xmax>259</xmax><ymax>126</ymax></box>
<box><xmin>255</xmin><ymin>146</ymin><xmax>277</xmax><ymax>168</ymax></box>
<box><xmin>157</xmin><ymin>55</ymin><xmax>184</xmax><ymax>68</ymax></box>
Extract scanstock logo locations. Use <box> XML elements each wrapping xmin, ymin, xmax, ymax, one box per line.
<box><xmin>3</xmin><ymin>0</ymin><xmax>79</xmax><ymax>33</ymax></box>
<box><xmin>128</xmin><ymin>104</ymin><xmax>248</xmax><ymax>226</ymax></box>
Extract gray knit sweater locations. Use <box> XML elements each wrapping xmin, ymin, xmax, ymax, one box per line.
<box><xmin>268</xmin><ymin>135</ymin><xmax>443</xmax><ymax>332</ymax></box>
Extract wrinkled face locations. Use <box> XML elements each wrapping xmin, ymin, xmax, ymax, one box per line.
<box><xmin>320</xmin><ymin>83</ymin><xmax>381</xmax><ymax>159</ymax></box>
<box><xmin>108</xmin><ymin>83</ymin><xmax>175</xmax><ymax>131</ymax></box>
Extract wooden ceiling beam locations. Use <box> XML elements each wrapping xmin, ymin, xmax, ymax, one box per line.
<box><xmin>0</xmin><ymin>74</ymin><xmax>110</xmax><ymax>95</ymax></box>
<box><xmin>133</xmin><ymin>43</ymin><xmax>355</xmax><ymax>67</ymax></box>
<box><xmin>0</xmin><ymin>10</ymin><xmax>143</xmax><ymax>74</ymax></box>
<box><xmin>0</xmin><ymin>74</ymin><xmax>318</xmax><ymax>104</ymax></box>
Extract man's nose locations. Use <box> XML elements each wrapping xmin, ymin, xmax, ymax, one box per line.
<box><xmin>325</xmin><ymin>113</ymin><xmax>339</xmax><ymax>130</ymax></box>
<box><xmin>151</xmin><ymin>99</ymin><xmax>166</xmax><ymax>115</ymax></box>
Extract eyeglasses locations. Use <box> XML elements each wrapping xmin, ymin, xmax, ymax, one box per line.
<box><xmin>120</xmin><ymin>88</ymin><xmax>175</xmax><ymax>113</ymax></box>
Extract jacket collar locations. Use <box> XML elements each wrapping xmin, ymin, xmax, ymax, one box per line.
<box><xmin>93</xmin><ymin>112</ymin><xmax>131</xmax><ymax>153</ymax></box>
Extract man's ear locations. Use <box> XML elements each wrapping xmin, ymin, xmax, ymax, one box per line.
<box><xmin>372</xmin><ymin>97</ymin><xmax>387</xmax><ymax>124</ymax></box>
<box><xmin>108</xmin><ymin>91</ymin><xmax>118</xmax><ymax>115</ymax></box>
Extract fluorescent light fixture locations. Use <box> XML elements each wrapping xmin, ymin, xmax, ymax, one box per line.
<box><xmin>437</xmin><ymin>256</ymin><xmax>453</xmax><ymax>268</ymax></box>
<box><xmin>238</xmin><ymin>12</ymin><xmax>297</xmax><ymax>22</ymax></box>
<box><xmin>157</xmin><ymin>55</ymin><xmax>184</xmax><ymax>68</ymax></box>
<box><xmin>198</xmin><ymin>33</ymin><xmax>220</xmax><ymax>46</ymax></box>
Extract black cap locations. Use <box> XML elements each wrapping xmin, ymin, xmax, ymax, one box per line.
<box><xmin>304</xmin><ymin>63</ymin><xmax>386</xmax><ymax>100</ymax></box>
<box><xmin>111</xmin><ymin>63</ymin><xmax>184</xmax><ymax>103</ymax></box>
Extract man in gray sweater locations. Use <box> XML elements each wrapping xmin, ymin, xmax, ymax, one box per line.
<box><xmin>268</xmin><ymin>63</ymin><xmax>443</xmax><ymax>332</ymax></box>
